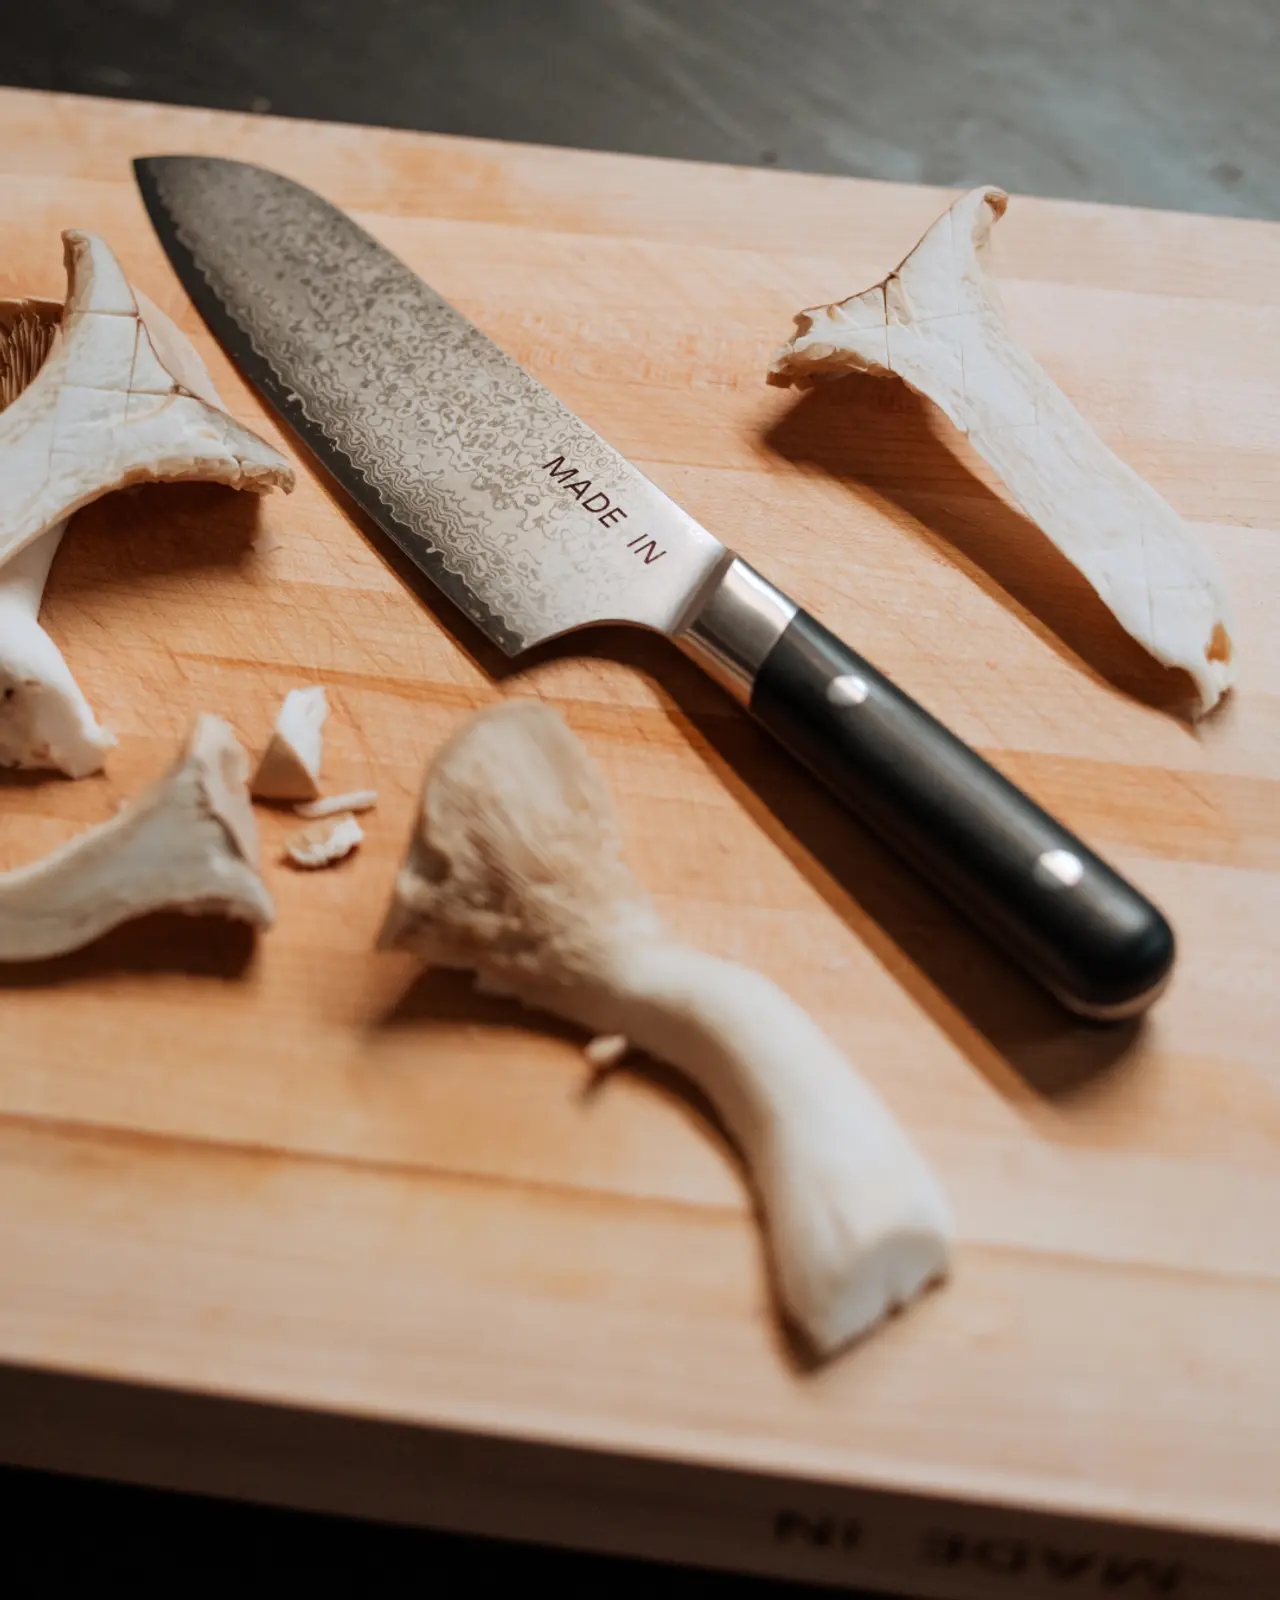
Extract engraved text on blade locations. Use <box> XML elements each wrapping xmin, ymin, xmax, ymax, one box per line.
<box><xmin>541</xmin><ymin>454</ymin><xmax>665</xmax><ymax>565</ymax></box>
<box><xmin>149</xmin><ymin>158</ymin><xmax>716</xmax><ymax>648</ymax></box>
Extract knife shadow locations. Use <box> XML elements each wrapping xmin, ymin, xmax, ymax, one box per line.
<box><xmin>764</xmin><ymin>376</ymin><xmax>1197</xmax><ymax>717</ymax></box>
<box><xmin>329</xmin><ymin>463</ymin><xmax>1141</xmax><ymax>1101</ymax></box>
<box><xmin>586</xmin><ymin>626</ymin><xmax>1143</xmax><ymax>1102</ymax></box>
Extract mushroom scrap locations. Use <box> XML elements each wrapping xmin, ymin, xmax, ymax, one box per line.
<box><xmin>380</xmin><ymin>700</ymin><xmax>953</xmax><ymax>1356</ymax></box>
<box><xmin>251</xmin><ymin>685</ymin><xmax>329</xmax><ymax>802</ymax></box>
<box><xmin>295</xmin><ymin>789</ymin><xmax>378</xmax><ymax>820</ymax></box>
<box><xmin>0</xmin><ymin>714</ymin><xmax>274</xmax><ymax>960</ymax></box>
<box><xmin>0</xmin><ymin>233</ymin><xmax>294</xmax><ymax>776</ymax></box>
<box><xmin>769</xmin><ymin>186</ymin><xmax>1235</xmax><ymax>713</ymax></box>
<box><xmin>284</xmin><ymin>811</ymin><xmax>364</xmax><ymax>869</ymax></box>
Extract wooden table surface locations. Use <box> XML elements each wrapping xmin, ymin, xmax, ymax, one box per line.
<box><xmin>2</xmin><ymin>88</ymin><xmax>1279</xmax><ymax>1593</ymax></box>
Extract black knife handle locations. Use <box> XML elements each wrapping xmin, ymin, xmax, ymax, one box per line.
<box><xmin>679</xmin><ymin>560</ymin><xmax>1173</xmax><ymax>1017</ymax></box>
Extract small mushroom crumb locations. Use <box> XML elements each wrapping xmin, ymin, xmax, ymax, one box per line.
<box><xmin>584</xmin><ymin>1032</ymin><xmax>629</xmax><ymax>1068</ymax></box>
<box><xmin>380</xmin><ymin>700</ymin><xmax>953</xmax><ymax>1359</ymax></box>
<box><xmin>284</xmin><ymin>812</ymin><xmax>363</xmax><ymax>869</ymax></box>
<box><xmin>0</xmin><ymin>715</ymin><xmax>274</xmax><ymax>960</ymax></box>
<box><xmin>769</xmin><ymin>186</ymin><xmax>1235</xmax><ymax>714</ymax></box>
<box><xmin>294</xmin><ymin>788</ymin><xmax>378</xmax><ymax>820</ymax></box>
<box><xmin>252</xmin><ymin>685</ymin><xmax>328</xmax><ymax>801</ymax></box>
<box><xmin>0</xmin><ymin>236</ymin><xmax>293</xmax><ymax>777</ymax></box>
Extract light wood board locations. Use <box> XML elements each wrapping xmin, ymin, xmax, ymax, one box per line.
<box><xmin>2</xmin><ymin>88</ymin><xmax>1280</xmax><ymax>1594</ymax></box>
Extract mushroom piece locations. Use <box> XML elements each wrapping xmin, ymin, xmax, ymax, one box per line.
<box><xmin>0</xmin><ymin>714</ymin><xmax>274</xmax><ymax>961</ymax></box>
<box><xmin>251</xmin><ymin>685</ymin><xmax>329</xmax><ymax>801</ymax></box>
<box><xmin>584</xmin><ymin>1032</ymin><xmax>629</xmax><ymax>1069</ymax></box>
<box><xmin>0</xmin><ymin>239</ymin><xmax>294</xmax><ymax>775</ymax></box>
<box><xmin>769</xmin><ymin>187</ymin><xmax>1235</xmax><ymax>714</ymax></box>
<box><xmin>294</xmin><ymin>789</ymin><xmax>378</xmax><ymax>820</ymax></box>
<box><xmin>284</xmin><ymin>811</ymin><xmax>363</xmax><ymax>869</ymax></box>
<box><xmin>379</xmin><ymin>701</ymin><xmax>953</xmax><ymax>1357</ymax></box>
<box><xmin>0</xmin><ymin>518</ymin><xmax>113</xmax><ymax>776</ymax></box>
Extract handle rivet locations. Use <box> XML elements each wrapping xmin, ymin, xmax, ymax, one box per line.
<box><xmin>1035</xmin><ymin>849</ymin><xmax>1084</xmax><ymax>888</ymax></box>
<box><xmin>827</xmin><ymin>674</ymin><xmax>870</xmax><ymax>707</ymax></box>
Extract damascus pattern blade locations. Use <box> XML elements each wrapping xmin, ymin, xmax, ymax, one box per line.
<box><xmin>135</xmin><ymin>156</ymin><xmax>726</xmax><ymax>652</ymax></box>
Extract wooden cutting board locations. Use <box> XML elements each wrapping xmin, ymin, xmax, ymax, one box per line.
<box><xmin>2</xmin><ymin>88</ymin><xmax>1280</xmax><ymax>1597</ymax></box>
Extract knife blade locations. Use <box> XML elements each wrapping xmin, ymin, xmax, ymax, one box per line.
<box><xmin>135</xmin><ymin>154</ymin><xmax>1173</xmax><ymax>1017</ymax></box>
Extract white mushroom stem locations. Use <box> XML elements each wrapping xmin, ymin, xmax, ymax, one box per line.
<box><xmin>0</xmin><ymin>519</ymin><xmax>114</xmax><ymax>776</ymax></box>
<box><xmin>380</xmin><ymin>701</ymin><xmax>952</xmax><ymax>1357</ymax></box>
<box><xmin>251</xmin><ymin>685</ymin><xmax>328</xmax><ymax>801</ymax></box>
<box><xmin>769</xmin><ymin>186</ymin><xmax>1235</xmax><ymax>714</ymax></box>
<box><xmin>0</xmin><ymin>237</ymin><xmax>293</xmax><ymax>775</ymax></box>
<box><xmin>0</xmin><ymin>714</ymin><xmax>274</xmax><ymax>960</ymax></box>
<box><xmin>526</xmin><ymin>945</ymin><xmax>953</xmax><ymax>1353</ymax></box>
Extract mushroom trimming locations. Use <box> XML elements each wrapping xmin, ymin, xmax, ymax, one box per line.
<box><xmin>379</xmin><ymin>700</ymin><xmax>953</xmax><ymax>1356</ymax></box>
<box><xmin>284</xmin><ymin>811</ymin><xmax>363</xmax><ymax>869</ymax></box>
<box><xmin>294</xmin><ymin>788</ymin><xmax>378</xmax><ymax>820</ymax></box>
<box><xmin>0</xmin><ymin>714</ymin><xmax>274</xmax><ymax>960</ymax></box>
<box><xmin>251</xmin><ymin>685</ymin><xmax>328</xmax><ymax>801</ymax></box>
<box><xmin>0</xmin><ymin>234</ymin><xmax>294</xmax><ymax>776</ymax></box>
<box><xmin>769</xmin><ymin>187</ymin><xmax>1235</xmax><ymax>714</ymax></box>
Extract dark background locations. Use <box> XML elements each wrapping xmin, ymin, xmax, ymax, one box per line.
<box><xmin>7</xmin><ymin>0</ymin><xmax>1278</xmax><ymax>218</ymax></box>
<box><xmin>4</xmin><ymin>1</ymin><xmax>1274</xmax><ymax>1594</ymax></box>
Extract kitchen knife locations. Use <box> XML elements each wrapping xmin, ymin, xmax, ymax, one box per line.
<box><xmin>135</xmin><ymin>155</ymin><xmax>1173</xmax><ymax>1017</ymax></box>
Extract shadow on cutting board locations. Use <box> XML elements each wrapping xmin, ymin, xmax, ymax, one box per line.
<box><xmin>46</xmin><ymin>479</ymin><xmax>264</xmax><ymax>597</ymax></box>
<box><xmin>344</xmin><ymin>478</ymin><xmax>1142</xmax><ymax>1106</ymax></box>
<box><xmin>763</xmin><ymin>376</ymin><xmax>1198</xmax><ymax>719</ymax></box>
<box><xmin>0</xmin><ymin>911</ymin><xmax>259</xmax><ymax>986</ymax></box>
<box><xmin>664</xmin><ymin>688</ymin><xmax>1144</xmax><ymax>1102</ymax></box>
<box><xmin>375</xmin><ymin>963</ymin><xmax>579</xmax><ymax>1052</ymax></box>
<box><xmin>0</xmin><ymin>485</ymin><xmax>271</xmax><ymax>985</ymax></box>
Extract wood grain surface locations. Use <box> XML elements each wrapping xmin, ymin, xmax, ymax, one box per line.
<box><xmin>2</xmin><ymin>88</ymin><xmax>1280</xmax><ymax>1567</ymax></box>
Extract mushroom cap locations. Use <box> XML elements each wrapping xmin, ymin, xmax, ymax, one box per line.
<box><xmin>380</xmin><ymin>699</ymin><xmax>662</xmax><ymax>979</ymax></box>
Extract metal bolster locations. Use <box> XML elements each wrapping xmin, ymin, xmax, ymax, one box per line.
<box><xmin>675</xmin><ymin>557</ymin><xmax>797</xmax><ymax>705</ymax></box>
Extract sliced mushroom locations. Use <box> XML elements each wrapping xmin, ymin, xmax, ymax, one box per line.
<box><xmin>0</xmin><ymin>714</ymin><xmax>274</xmax><ymax>960</ymax></box>
<box><xmin>0</xmin><ymin>237</ymin><xmax>294</xmax><ymax>775</ymax></box>
<box><xmin>769</xmin><ymin>187</ymin><xmax>1235</xmax><ymax>714</ymax></box>
<box><xmin>380</xmin><ymin>700</ymin><xmax>953</xmax><ymax>1357</ymax></box>
<box><xmin>251</xmin><ymin>685</ymin><xmax>328</xmax><ymax>801</ymax></box>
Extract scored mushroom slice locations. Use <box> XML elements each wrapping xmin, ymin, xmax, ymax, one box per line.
<box><xmin>0</xmin><ymin>235</ymin><xmax>295</xmax><ymax>776</ymax></box>
<box><xmin>769</xmin><ymin>186</ymin><xmax>1235</xmax><ymax>715</ymax></box>
<box><xmin>0</xmin><ymin>714</ymin><xmax>274</xmax><ymax>961</ymax></box>
<box><xmin>380</xmin><ymin>700</ymin><xmax>953</xmax><ymax>1358</ymax></box>
<box><xmin>251</xmin><ymin>685</ymin><xmax>329</xmax><ymax>801</ymax></box>
<box><xmin>0</xmin><ymin>233</ymin><xmax>293</xmax><ymax>568</ymax></box>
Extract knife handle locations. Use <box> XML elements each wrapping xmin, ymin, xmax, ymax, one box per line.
<box><xmin>678</xmin><ymin>559</ymin><xmax>1174</xmax><ymax>1017</ymax></box>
